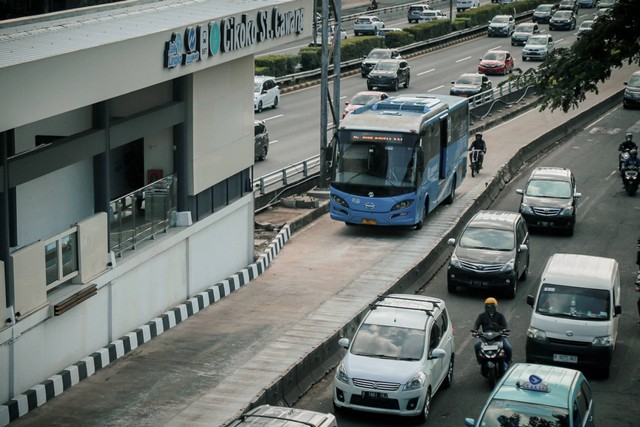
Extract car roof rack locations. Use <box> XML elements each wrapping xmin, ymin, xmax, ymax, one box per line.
<box><xmin>370</xmin><ymin>294</ymin><xmax>440</xmax><ymax>315</ymax></box>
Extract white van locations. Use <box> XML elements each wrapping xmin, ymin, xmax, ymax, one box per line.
<box><xmin>526</xmin><ymin>253</ymin><xmax>621</xmax><ymax>377</ymax></box>
<box><xmin>456</xmin><ymin>0</ymin><xmax>480</xmax><ymax>11</ymax></box>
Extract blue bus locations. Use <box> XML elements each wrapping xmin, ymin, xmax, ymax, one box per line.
<box><xmin>330</xmin><ymin>94</ymin><xmax>469</xmax><ymax>229</ymax></box>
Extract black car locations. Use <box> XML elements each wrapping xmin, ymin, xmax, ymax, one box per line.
<box><xmin>532</xmin><ymin>3</ymin><xmax>558</xmax><ymax>23</ymax></box>
<box><xmin>360</xmin><ymin>48</ymin><xmax>401</xmax><ymax>78</ymax></box>
<box><xmin>450</xmin><ymin>73</ymin><xmax>492</xmax><ymax>97</ymax></box>
<box><xmin>511</xmin><ymin>22</ymin><xmax>539</xmax><ymax>46</ymax></box>
<box><xmin>366</xmin><ymin>59</ymin><xmax>410</xmax><ymax>91</ymax></box>
<box><xmin>516</xmin><ymin>167</ymin><xmax>581</xmax><ymax>235</ymax></box>
<box><xmin>447</xmin><ymin>210</ymin><xmax>530</xmax><ymax>299</ymax></box>
<box><xmin>558</xmin><ymin>0</ymin><xmax>579</xmax><ymax>14</ymax></box>
<box><xmin>549</xmin><ymin>10</ymin><xmax>576</xmax><ymax>30</ymax></box>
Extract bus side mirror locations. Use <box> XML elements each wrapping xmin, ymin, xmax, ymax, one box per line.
<box><xmin>417</xmin><ymin>151</ymin><xmax>424</xmax><ymax>168</ymax></box>
<box><xmin>526</xmin><ymin>295</ymin><xmax>535</xmax><ymax>307</ymax></box>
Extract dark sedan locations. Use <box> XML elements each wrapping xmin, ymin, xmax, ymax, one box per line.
<box><xmin>450</xmin><ymin>73</ymin><xmax>492</xmax><ymax>97</ymax></box>
<box><xmin>549</xmin><ymin>10</ymin><xmax>576</xmax><ymax>30</ymax></box>
<box><xmin>366</xmin><ymin>59</ymin><xmax>411</xmax><ymax>91</ymax></box>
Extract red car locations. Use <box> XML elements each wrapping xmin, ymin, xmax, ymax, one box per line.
<box><xmin>342</xmin><ymin>90</ymin><xmax>389</xmax><ymax>118</ymax></box>
<box><xmin>478</xmin><ymin>50</ymin><xmax>514</xmax><ymax>76</ymax></box>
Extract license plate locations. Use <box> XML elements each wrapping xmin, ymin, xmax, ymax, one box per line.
<box><xmin>483</xmin><ymin>344</ymin><xmax>499</xmax><ymax>351</ymax></box>
<box><xmin>538</xmin><ymin>221</ymin><xmax>550</xmax><ymax>227</ymax></box>
<box><xmin>472</xmin><ymin>280</ymin><xmax>488</xmax><ymax>287</ymax></box>
<box><xmin>553</xmin><ymin>354</ymin><xmax>578</xmax><ymax>364</ymax></box>
<box><xmin>363</xmin><ymin>391</ymin><xmax>388</xmax><ymax>400</ymax></box>
<box><xmin>361</xmin><ymin>219</ymin><xmax>377</xmax><ymax>225</ymax></box>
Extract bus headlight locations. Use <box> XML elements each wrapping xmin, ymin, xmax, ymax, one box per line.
<box><xmin>332</xmin><ymin>195</ymin><xmax>349</xmax><ymax>208</ymax></box>
<box><xmin>391</xmin><ymin>199</ymin><xmax>414</xmax><ymax>211</ymax></box>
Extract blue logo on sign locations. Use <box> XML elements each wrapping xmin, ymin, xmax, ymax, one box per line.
<box><xmin>209</xmin><ymin>22</ymin><xmax>220</xmax><ymax>56</ymax></box>
<box><xmin>529</xmin><ymin>375</ymin><xmax>543</xmax><ymax>385</ymax></box>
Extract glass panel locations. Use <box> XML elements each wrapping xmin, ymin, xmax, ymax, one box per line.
<box><xmin>61</xmin><ymin>233</ymin><xmax>78</xmax><ymax>277</ymax></box>
<box><xmin>45</xmin><ymin>241</ymin><xmax>59</xmax><ymax>286</ymax></box>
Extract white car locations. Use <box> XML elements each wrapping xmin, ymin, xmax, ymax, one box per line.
<box><xmin>418</xmin><ymin>10</ymin><xmax>448</xmax><ymax>22</ymax></box>
<box><xmin>229</xmin><ymin>405</ymin><xmax>337</xmax><ymax>427</ymax></box>
<box><xmin>456</xmin><ymin>0</ymin><xmax>480</xmax><ymax>11</ymax></box>
<box><xmin>310</xmin><ymin>24</ymin><xmax>347</xmax><ymax>46</ymax></box>
<box><xmin>353</xmin><ymin>15</ymin><xmax>385</xmax><ymax>36</ymax></box>
<box><xmin>254</xmin><ymin>76</ymin><xmax>280</xmax><ymax>113</ymax></box>
<box><xmin>333</xmin><ymin>294</ymin><xmax>455</xmax><ymax>423</ymax></box>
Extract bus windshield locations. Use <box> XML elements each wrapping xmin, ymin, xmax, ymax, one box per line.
<box><xmin>333</xmin><ymin>130</ymin><xmax>420</xmax><ymax>193</ymax></box>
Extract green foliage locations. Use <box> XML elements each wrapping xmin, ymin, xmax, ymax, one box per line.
<box><xmin>536</xmin><ymin>0</ymin><xmax>640</xmax><ymax>111</ymax></box>
<box><xmin>383</xmin><ymin>31</ymin><xmax>415</xmax><ymax>49</ymax></box>
<box><xmin>299</xmin><ymin>47</ymin><xmax>321</xmax><ymax>71</ymax></box>
<box><xmin>254</xmin><ymin>55</ymin><xmax>294</xmax><ymax>77</ymax></box>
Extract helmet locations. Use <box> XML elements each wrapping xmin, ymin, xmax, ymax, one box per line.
<box><xmin>626</xmin><ymin>132</ymin><xmax>633</xmax><ymax>141</ymax></box>
<box><xmin>484</xmin><ymin>297</ymin><xmax>498</xmax><ymax>307</ymax></box>
<box><xmin>476</xmin><ymin>133</ymin><xmax>483</xmax><ymax>138</ymax></box>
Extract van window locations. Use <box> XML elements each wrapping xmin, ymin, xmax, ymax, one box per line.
<box><xmin>536</xmin><ymin>284</ymin><xmax>610</xmax><ymax>320</ymax></box>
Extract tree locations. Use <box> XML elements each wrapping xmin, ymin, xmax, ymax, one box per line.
<box><xmin>536</xmin><ymin>0</ymin><xmax>640</xmax><ymax>112</ymax></box>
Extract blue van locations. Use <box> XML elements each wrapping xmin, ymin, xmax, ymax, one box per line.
<box><xmin>464</xmin><ymin>363</ymin><xmax>594</xmax><ymax>427</ymax></box>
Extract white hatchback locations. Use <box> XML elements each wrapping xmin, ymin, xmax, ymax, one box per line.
<box><xmin>254</xmin><ymin>76</ymin><xmax>280</xmax><ymax>113</ymax></box>
<box><xmin>333</xmin><ymin>294</ymin><xmax>455</xmax><ymax>423</ymax></box>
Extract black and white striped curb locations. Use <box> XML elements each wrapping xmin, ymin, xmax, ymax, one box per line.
<box><xmin>0</xmin><ymin>225</ymin><xmax>292</xmax><ymax>426</ymax></box>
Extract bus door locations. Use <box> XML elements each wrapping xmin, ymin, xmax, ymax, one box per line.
<box><xmin>439</xmin><ymin>114</ymin><xmax>450</xmax><ymax>180</ymax></box>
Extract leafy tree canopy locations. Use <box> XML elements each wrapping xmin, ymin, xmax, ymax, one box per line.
<box><xmin>536</xmin><ymin>0</ymin><xmax>640</xmax><ymax>112</ymax></box>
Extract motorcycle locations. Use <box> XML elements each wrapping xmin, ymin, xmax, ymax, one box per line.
<box><xmin>622</xmin><ymin>166</ymin><xmax>639</xmax><ymax>196</ymax></box>
<box><xmin>471</xmin><ymin>329</ymin><xmax>510</xmax><ymax>387</ymax></box>
<box><xmin>469</xmin><ymin>148</ymin><xmax>483</xmax><ymax>177</ymax></box>
<box><xmin>367</xmin><ymin>1</ymin><xmax>378</xmax><ymax>11</ymax></box>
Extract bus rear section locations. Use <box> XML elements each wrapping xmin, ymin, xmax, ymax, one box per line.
<box><xmin>330</xmin><ymin>94</ymin><xmax>468</xmax><ymax>228</ymax></box>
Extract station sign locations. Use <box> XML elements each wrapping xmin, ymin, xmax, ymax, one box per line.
<box><xmin>164</xmin><ymin>6</ymin><xmax>305</xmax><ymax>69</ymax></box>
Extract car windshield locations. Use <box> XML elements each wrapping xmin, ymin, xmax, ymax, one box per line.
<box><xmin>253</xmin><ymin>82</ymin><xmax>262</xmax><ymax>92</ymax></box>
<box><xmin>351</xmin><ymin>323</ymin><xmax>425</xmax><ymax>361</ymax></box>
<box><xmin>368</xmin><ymin>50</ymin><xmax>391</xmax><ymax>59</ymax></box>
<box><xmin>350</xmin><ymin>94</ymin><xmax>380</xmax><ymax>105</ymax></box>
<box><xmin>374</xmin><ymin>61</ymin><xmax>398</xmax><ymax>71</ymax></box>
<box><xmin>456</xmin><ymin>75</ymin><xmax>481</xmax><ymax>85</ymax></box>
<box><xmin>527</xmin><ymin>37</ymin><xmax>548</xmax><ymax>46</ymax></box>
<box><xmin>356</xmin><ymin>18</ymin><xmax>372</xmax><ymax>24</ymax></box>
<box><xmin>492</xmin><ymin>16</ymin><xmax>510</xmax><ymax>23</ymax></box>
<box><xmin>536</xmin><ymin>5</ymin><xmax>552</xmax><ymax>11</ymax></box>
<box><xmin>478</xmin><ymin>399</ymin><xmax>569</xmax><ymax>427</ymax></box>
<box><xmin>554</xmin><ymin>11</ymin><xmax>572</xmax><ymax>18</ymax></box>
<box><xmin>628</xmin><ymin>74</ymin><xmax>640</xmax><ymax>87</ymax></box>
<box><xmin>580</xmin><ymin>20</ymin><xmax>594</xmax><ymax>29</ymax></box>
<box><xmin>525</xmin><ymin>179</ymin><xmax>572</xmax><ymax>198</ymax></box>
<box><xmin>535</xmin><ymin>284</ymin><xmax>611</xmax><ymax>320</ymax></box>
<box><xmin>515</xmin><ymin>24</ymin><xmax>535</xmax><ymax>33</ymax></box>
<box><xmin>459</xmin><ymin>227</ymin><xmax>515</xmax><ymax>251</ymax></box>
<box><xmin>483</xmin><ymin>52</ymin><xmax>506</xmax><ymax>61</ymax></box>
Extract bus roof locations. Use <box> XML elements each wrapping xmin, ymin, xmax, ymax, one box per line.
<box><xmin>338</xmin><ymin>93</ymin><xmax>468</xmax><ymax>133</ymax></box>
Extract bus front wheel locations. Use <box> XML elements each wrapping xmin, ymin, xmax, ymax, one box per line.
<box><xmin>415</xmin><ymin>201</ymin><xmax>428</xmax><ymax>230</ymax></box>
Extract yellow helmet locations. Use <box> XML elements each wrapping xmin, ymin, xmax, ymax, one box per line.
<box><xmin>484</xmin><ymin>297</ymin><xmax>498</xmax><ymax>307</ymax></box>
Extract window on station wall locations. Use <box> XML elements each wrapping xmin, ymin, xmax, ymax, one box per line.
<box><xmin>45</xmin><ymin>230</ymin><xmax>79</xmax><ymax>290</ymax></box>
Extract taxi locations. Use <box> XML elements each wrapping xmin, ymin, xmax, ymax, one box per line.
<box><xmin>464</xmin><ymin>363</ymin><xmax>594</xmax><ymax>427</ymax></box>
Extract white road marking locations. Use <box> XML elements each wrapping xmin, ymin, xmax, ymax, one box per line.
<box><xmin>417</xmin><ymin>68</ymin><xmax>436</xmax><ymax>76</ymax></box>
<box><xmin>263</xmin><ymin>115</ymin><xmax>284</xmax><ymax>121</ymax></box>
<box><xmin>456</xmin><ymin>56</ymin><xmax>472</xmax><ymax>63</ymax></box>
<box><xmin>428</xmin><ymin>85</ymin><xmax>443</xmax><ymax>92</ymax></box>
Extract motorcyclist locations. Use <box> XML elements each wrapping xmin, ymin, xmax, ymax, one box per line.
<box><xmin>619</xmin><ymin>132</ymin><xmax>638</xmax><ymax>153</ymax></box>
<box><xmin>473</xmin><ymin>297</ymin><xmax>512</xmax><ymax>365</ymax></box>
<box><xmin>368</xmin><ymin>0</ymin><xmax>378</xmax><ymax>11</ymax></box>
<box><xmin>469</xmin><ymin>133</ymin><xmax>487</xmax><ymax>168</ymax></box>
<box><xmin>619</xmin><ymin>133</ymin><xmax>638</xmax><ymax>171</ymax></box>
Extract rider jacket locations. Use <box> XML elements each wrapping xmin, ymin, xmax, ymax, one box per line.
<box><xmin>619</xmin><ymin>141</ymin><xmax>638</xmax><ymax>152</ymax></box>
<box><xmin>473</xmin><ymin>311</ymin><xmax>508</xmax><ymax>332</ymax></box>
<box><xmin>469</xmin><ymin>139</ymin><xmax>487</xmax><ymax>153</ymax></box>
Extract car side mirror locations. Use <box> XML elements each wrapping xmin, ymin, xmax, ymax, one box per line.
<box><xmin>464</xmin><ymin>419</ymin><xmax>476</xmax><ymax>427</ymax></box>
<box><xmin>338</xmin><ymin>337</ymin><xmax>350</xmax><ymax>348</ymax></box>
<box><xmin>429</xmin><ymin>348</ymin><xmax>446</xmax><ymax>360</ymax></box>
<box><xmin>574</xmin><ymin>192</ymin><xmax>582</xmax><ymax>198</ymax></box>
<box><xmin>527</xmin><ymin>295</ymin><xmax>535</xmax><ymax>307</ymax></box>
<box><xmin>516</xmin><ymin>189</ymin><xmax>524</xmax><ymax>194</ymax></box>
<box><xmin>447</xmin><ymin>238</ymin><xmax>456</xmax><ymax>246</ymax></box>
<box><xmin>519</xmin><ymin>244</ymin><xmax>528</xmax><ymax>252</ymax></box>
<box><xmin>614</xmin><ymin>305</ymin><xmax>622</xmax><ymax>316</ymax></box>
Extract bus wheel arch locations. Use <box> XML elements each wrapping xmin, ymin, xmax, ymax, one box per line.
<box><xmin>445</xmin><ymin>174</ymin><xmax>456</xmax><ymax>205</ymax></box>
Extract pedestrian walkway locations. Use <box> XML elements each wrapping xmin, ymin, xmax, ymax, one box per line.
<box><xmin>3</xmin><ymin>66</ymin><xmax>637</xmax><ymax>427</ymax></box>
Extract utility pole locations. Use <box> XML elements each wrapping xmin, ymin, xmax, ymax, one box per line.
<box><xmin>318</xmin><ymin>0</ymin><xmax>341</xmax><ymax>190</ymax></box>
